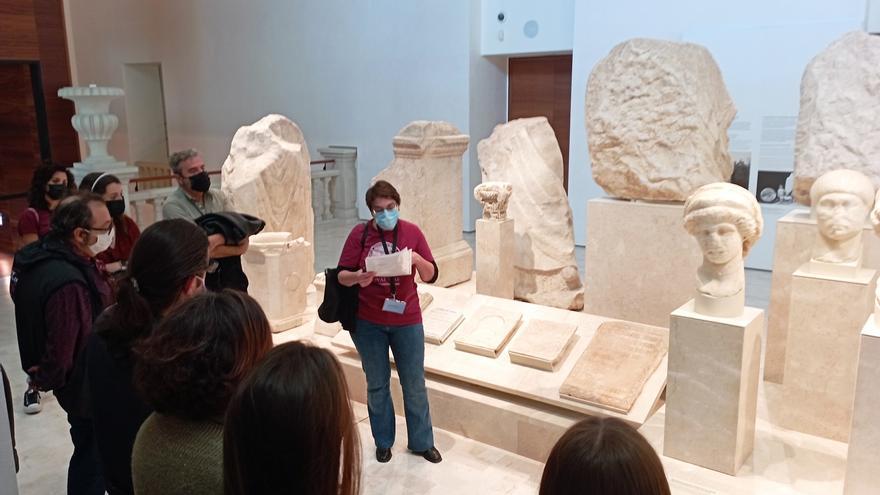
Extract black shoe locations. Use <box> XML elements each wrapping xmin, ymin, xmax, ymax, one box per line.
<box><xmin>376</xmin><ymin>447</ymin><xmax>392</xmax><ymax>463</ymax></box>
<box><xmin>416</xmin><ymin>446</ymin><xmax>442</xmax><ymax>463</ymax></box>
<box><xmin>23</xmin><ymin>388</ymin><xmax>42</xmax><ymax>414</ymax></box>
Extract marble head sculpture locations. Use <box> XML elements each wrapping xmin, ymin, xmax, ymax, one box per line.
<box><xmin>683</xmin><ymin>183</ymin><xmax>763</xmax><ymax>302</ymax></box>
<box><xmin>809</xmin><ymin>169</ymin><xmax>874</xmax><ymax>265</ymax></box>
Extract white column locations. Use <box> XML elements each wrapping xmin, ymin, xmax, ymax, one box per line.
<box><xmin>318</xmin><ymin>146</ymin><xmax>358</xmax><ymax>220</ymax></box>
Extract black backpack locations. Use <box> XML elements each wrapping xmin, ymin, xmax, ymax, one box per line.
<box><xmin>318</xmin><ymin>224</ymin><xmax>369</xmax><ymax>331</ymax></box>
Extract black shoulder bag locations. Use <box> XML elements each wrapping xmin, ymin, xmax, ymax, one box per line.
<box><xmin>318</xmin><ymin>224</ymin><xmax>370</xmax><ymax>331</ymax></box>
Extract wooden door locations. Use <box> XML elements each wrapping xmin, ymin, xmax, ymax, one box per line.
<box><xmin>0</xmin><ymin>63</ymin><xmax>42</xmax><ymax>254</ymax></box>
<box><xmin>507</xmin><ymin>54</ymin><xmax>572</xmax><ymax>191</ymax></box>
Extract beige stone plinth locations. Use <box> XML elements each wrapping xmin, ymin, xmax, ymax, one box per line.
<box><xmin>242</xmin><ymin>233</ymin><xmax>310</xmax><ymax>333</ymax></box>
<box><xmin>779</xmin><ymin>265</ymin><xmax>876</xmax><ymax>442</ymax></box>
<box><xmin>476</xmin><ymin>218</ymin><xmax>514</xmax><ymax>299</ymax></box>
<box><xmin>844</xmin><ymin>319</ymin><xmax>880</xmax><ymax>495</ymax></box>
<box><xmin>764</xmin><ymin>209</ymin><xmax>880</xmax><ymax>383</ymax></box>
<box><xmin>375</xmin><ymin>121</ymin><xmax>473</xmax><ymax>288</ymax></box>
<box><xmin>664</xmin><ymin>301</ymin><xmax>763</xmax><ymax>475</ymax></box>
<box><xmin>585</xmin><ymin>198</ymin><xmax>702</xmax><ymax>326</ymax></box>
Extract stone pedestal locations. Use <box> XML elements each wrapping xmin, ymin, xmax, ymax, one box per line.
<box><xmin>664</xmin><ymin>301</ymin><xmax>762</xmax><ymax>475</ymax></box>
<box><xmin>585</xmin><ymin>198</ymin><xmax>703</xmax><ymax>326</ymax></box>
<box><xmin>779</xmin><ymin>264</ymin><xmax>876</xmax><ymax>442</ymax></box>
<box><xmin>844</xmin><ymin>318</ymin><xmax>880</xmax><ymax>495</ymax></box>
<box><xmin>375</xmin><ymin>121</ymin><xmax>472</xmax><ymax>287</ymax></box>
<box><xmin>242</xmin><ymin>233</ymin><xmax>310</xmax><ymax>333</ymax></box>
<box><xmin>476</xmin><ymin>218</ymin><xmax>514</xmax><ymax>299</ymax></box>
<box><xmin>318</xmin><ymin>146</ymin><xmax>358</xmax><ymax>220</ymax></box>
<box><xmin>764</xmin><ymin>209</ymin><xmax>880</xmax><ymax>383</ymax></box>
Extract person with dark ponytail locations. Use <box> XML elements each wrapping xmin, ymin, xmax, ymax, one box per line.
<box><xmin>85</xmin><ymin>219</ymin><xmax>209</xmax><ymax>495</ymax></box>
<box><xmin>79</xmin><ymin>172</ymin><xmax>141</xmax><ymax>274</ymax></box>
<box><xmin>18</xmin><ymin>162</ymin><xmax>76</xmax><ymax>246</ymax></box>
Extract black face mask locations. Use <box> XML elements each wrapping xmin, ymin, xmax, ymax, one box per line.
<box><xmin>46</xmin><ymin>183</ymin><xmax>67</xmax><ymax>200</ymax></box>
<box><xmin>188</xmin><ymin>171</ymin><xmax>211</xmax><ymax>193</ymax></box>
<box><xmin>107</xmin><ymin>199</ymin><xmax>126</xmax><ymax>217</ymax></box>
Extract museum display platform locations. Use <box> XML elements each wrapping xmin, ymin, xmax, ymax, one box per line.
<box><xmin>270</xmin><ymin>277</ymin><xmax>854</xmax><ymax>494</ymax></box>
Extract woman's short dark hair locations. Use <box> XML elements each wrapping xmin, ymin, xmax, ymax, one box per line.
<box><xmin>27</xmin><ymin>161</ymin><xmax>75</xmax><ymax>210</ymax></box>
<box><xmin>539</xmin><ymin>417</ymin><xmax>671</xmax><ymax>495</ymax></box>
<box><xmin>224</xmin><ymin>342</ymin><xmax>361</xmax><ymax>495</ymax></box>
<box><xmin>365</xmin><ymin>180</ymin><xmax>401</xmax><ymax>210</ymax></box>
<box><xmin>133</xmin><ymin>290</ymin><xmax>273</xmax><ymax>420</ymax></box>
<box><xmin>94</xmin><ymin>219</ymin><xmax>209</xmax><ymax>355</ymax></box>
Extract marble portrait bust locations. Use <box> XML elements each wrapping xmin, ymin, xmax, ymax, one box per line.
<box><xmin>809</xmin><ymin>169</ymin><xmax>874</xmax><ymax>266</ymax></box>
<box><xmin>683</xmin><ymin>182</ymin><xmax>763</xmax><ymax>316</ymax></box>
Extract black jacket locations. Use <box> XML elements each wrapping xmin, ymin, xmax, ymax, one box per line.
<box><xmin>196</xmin><ymin>212</ymin><xmax>265</xmax><ymax>292</ymax></box>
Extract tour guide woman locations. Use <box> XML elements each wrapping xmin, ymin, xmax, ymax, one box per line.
<box><xmin>336</xmin><ymin>180</ymin><xmax>442</xmax><ymax>464</ymax></box>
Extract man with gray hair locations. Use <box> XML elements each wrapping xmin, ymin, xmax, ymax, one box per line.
<box><xmin>162</xmin><ymin>149</ymin><xmax>248</xmax><ymax>261</ymax></box>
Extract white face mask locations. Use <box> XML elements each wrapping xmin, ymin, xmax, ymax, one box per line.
<box><xmin>87</xmin><ymin>227</ymin><xmax>114</xmax><ymax>256</ymax></box>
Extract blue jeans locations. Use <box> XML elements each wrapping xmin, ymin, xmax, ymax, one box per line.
<box><xmin>351</xmin><ymin>319</ymin><xmax>434</xmax><ymax>451</ymax></box>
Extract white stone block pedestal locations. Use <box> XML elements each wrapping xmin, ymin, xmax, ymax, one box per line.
<box><xmin>844</xmin><ymin>317</ymin><xmax>880</xmax><ymax>495</ymax></box>
<box><xmin>780</xmin><ymin>264</ymin><xmax>876</xmax><ymax>442</ymax></box>
<box><xmin>476</xmin><ymin>218</ymin><xmax>514</xmax><ymax>299</ymax></box>
<box><xmin>585</xmin><ymin>197</ymin><xmax>703</xmax><ymax>326</ymax></box>
<box><xmin>764</xmin><ymin>209</ymin><xmax>880</xmax><ymax>383</ymax></box>
<box><xmin>664</xmin><ymin>301</ymin><xmax>763</xmax><ymax>475</ymax></box>
<box><xmin>242</xmin><ymin>233</ymin><xmax>310</xmax><ymax>333</ymax></box>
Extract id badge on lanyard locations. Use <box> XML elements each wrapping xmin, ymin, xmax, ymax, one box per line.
<box><xmin>379</xmin><ymin>225</ymin><xmax>406</xmax><ymax>314</ymax></box>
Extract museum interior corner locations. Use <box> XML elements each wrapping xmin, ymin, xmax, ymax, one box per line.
<box><xmin>2</xmin><ymin>0</ymin><xmax>880</xmax><ymax>494</ymax></box>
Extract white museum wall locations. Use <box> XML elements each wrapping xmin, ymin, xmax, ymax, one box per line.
<box><xmin>567</xmin><ymin>0</ymin><xmax>868</xmax><ymax>265</ymax></box>
<box><xmin>64</xmin><ymin>0</ymin><xmax>506</xmax><ymax>228</ymax></box>
<box><xmin>480</xmin><ymin>0</ymin><xmax>574</xmax><ymax>56</ymax></box>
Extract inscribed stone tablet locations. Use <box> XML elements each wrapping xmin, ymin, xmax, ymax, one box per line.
<box><xmin>559</xmin><ymin>320</ymin><xmax>668</xmax><ymax>413</ymax></box>
<box><xmin>454</xmin><ymin>306</ymin><xmax>523</xmax><ymax>358</ymax></box>
<box><xmin>508</xmin><ymin>319</ymin><xmax>578</xmax><ymax>371</ymax></box>
<box><xmin>423</xmin><ymin>307</ymin><xmax>464</xmax><ymax>345</ymax></box>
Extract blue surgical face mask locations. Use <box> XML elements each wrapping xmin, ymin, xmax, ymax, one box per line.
<box><xmin>375</xmin><ymin>208</ymin><xmax>399</xmax><ymax>231</ymax></box>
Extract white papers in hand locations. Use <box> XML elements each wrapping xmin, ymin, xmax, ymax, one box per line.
<box><xmin>365</xmin><ymin>248</ymin><xmax>412</xmax><ymax>277</ymax></box>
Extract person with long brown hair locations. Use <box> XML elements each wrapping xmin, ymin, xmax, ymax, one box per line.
<box><xmin>539</xmin><ymin>417</ymin><xmax>671</xmax><ymax>495</ymax></box>
<box><xmin>86</xmin><ymin>218</ymin><xmax>209</xmax><ymax>495</ymax></box>
<box><xmin>224</xmin><ymin>341</ymin><xmax>361</xmax><ymax>495</ymax></box>
<box><xmin>130</xmin><ymin>290</ymin><xmax>273</xmax><ymax>495</ymax></box>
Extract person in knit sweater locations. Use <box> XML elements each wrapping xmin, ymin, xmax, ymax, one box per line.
<box><xmin>130</xmin><ymin>290</ymin><xmax>272</xmax><ymax>495</ymax></box>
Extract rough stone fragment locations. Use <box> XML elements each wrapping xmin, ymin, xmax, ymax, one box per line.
<box><xmin>374</xmin><ymin>121</ymin><xmax>473</xmax><ymax>287</ymax></box>
<box><xmin>793</xmin><ymin>31</ymin><xmax>880</xmax><ymax>205</ymax></box>
<box><xmin>474</xmin><ymin>182</ymin><xmax>513</xmax><ymax>221</ymax></box>
<box><xmin>221</xmin><ymin>114</ymin><xmax>314</xmax><ymax>278</ymax></box>
<box><xmin>585</xmin><ymin>38</ymin><xmax>736</xmax><ymax>201</ymax></box>
<box><xmin>478</xmin><ymin>117</ymin><xmax>584</xmax><ymax>310</ymax></box>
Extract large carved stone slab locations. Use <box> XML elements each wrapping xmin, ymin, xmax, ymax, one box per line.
<box><xmin>585</xmin><ymin>38</ymin><xmax>736</xmax><ymax>201</ymax></box>
<box><xmin>508</xmin><ymin>319</ymin><xmax>577</xmax><ymax>371</ymax></box>
<box><xmin>221</xmin><ymin>114</ymin><xmax>314</xmax><ymax>278</ymax></box>
<box><xmin>478</xmin><ymin>117</ymin><xmax>584</xmax><ymax>310</ymax></box>
<box><xmin>793</xmin><ymin>32</ymin><xmax>880</xmax><ymax>205</ymax></box>
<box><xmin>559</xmin><ymin>320</ymin><xmax>668</xmax><ymax>413</ymax></box>
<box><xmin>375</xmin><ymin>121</ymin><xmax>472</xmax><ymax>287</ymax></box>
<box><xmin>454</xmin><ymin>306</ymin><xmax>523</xmax><ymax>358</ymax></box>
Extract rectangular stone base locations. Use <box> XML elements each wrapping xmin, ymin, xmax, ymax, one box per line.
<box><xmin>476</xmin><ymin>218</ymin><xmax>514</xmax><ymax>299</ymax></box>
<box><xmin>844</xmin><ymin>318</ymin><xmax>880</xmax><ymax>495</ymax></box>
<box><xmin>780</xmin><ymin>265</ymin><xmax>876</xmax><ymax>442</ymax></box>
<box><xmin>432</xmin><ymin>239</ymin><xmax>474</xmax><ymax>288</ymax></box>
<box><xmin>584</xmin><ymin>198</ymin><xmax>702</xmax><ymax>327</ymax></box>
<box><xmin>765</xmin><ymin>209</ymin><xmax>880</xmax><ymax>383</ymax></box>
<box><xmin>664</xmin><ymin>301</ymin><xmax>763</xmax><ymax>475</ymax></box>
